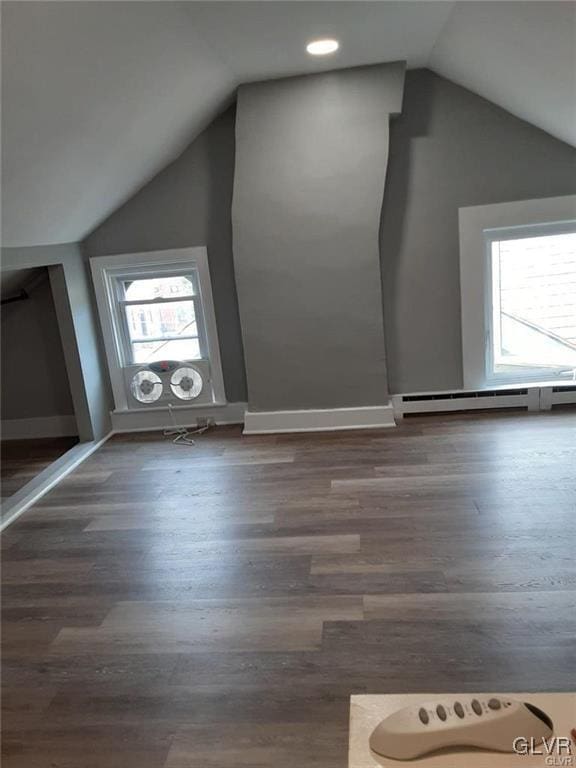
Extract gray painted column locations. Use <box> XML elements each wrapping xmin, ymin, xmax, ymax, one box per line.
<box><xmin>232</xmin><ymin>62</ymin><xmax>405</xmax><ymax>411</ymax></box>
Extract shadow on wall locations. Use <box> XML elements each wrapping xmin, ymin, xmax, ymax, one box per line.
<box><xmin>204</xmin><ymin>107</ymin><xmax>248</xmax><ymax>404</ymax></box>
<box><xmin>379</xmin><ymin>75</ymin><xmax>433</xmax><ymax>395</ymax></box>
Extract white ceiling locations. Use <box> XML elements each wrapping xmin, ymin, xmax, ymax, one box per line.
<box><xmin>184</xmin><ymin>2</ymin><xmax>454</xmax><ymax>79</ymax></box>
<box><xmin>2</xmin><ymin>1</ymin><xmax>574</xmax><ymax>248</ymax></box>
<box><xmin>430</xmin><ymin>1</ymin><xmax>576</xmax><ymax>149</ymax></box>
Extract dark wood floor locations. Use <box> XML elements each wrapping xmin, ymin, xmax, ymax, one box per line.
<box><xmin>1</xmin><ymin>436</ymin><xmax>78</xmax><ymax>500</ymax></box>
<box><xmin>2</xmin><ymin>411</ymin><xmax>575</xmax><ymax>767</ymax></box>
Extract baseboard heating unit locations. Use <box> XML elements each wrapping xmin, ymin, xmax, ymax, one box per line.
<box><xmin>391</xmin><ymin>383</ymin><xmax>576</xmax><ymax>418</ymax></box>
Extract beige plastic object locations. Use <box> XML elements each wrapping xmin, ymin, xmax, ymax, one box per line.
<box><xmin>369</xmin><ymin>696</ymin><xmax>553</xmax><ymax>761</ymax></box>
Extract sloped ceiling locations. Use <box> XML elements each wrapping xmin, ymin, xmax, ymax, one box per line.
<box><xmin>2</xmin><ymin>1</ymin><xmax>574</xmax><ymax>248</ymax></box>
<box><xmin>430</xmin><ymin>1</ymin><xmax>576</xmax><ymax>149</ymax></box>
<box><xmin>1</xmin><ymin>2</ymin><xmax>236</xmax><ymax>249</ymax></box>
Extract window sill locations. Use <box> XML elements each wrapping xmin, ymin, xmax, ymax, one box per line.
<box><xmin>113</xmin><ymin>400</ymin><xmax>227</xmax><ymax>415</ymax></box>
<box><xmin>109</xmin><ymin>401</ymin><xmax>246</xmax><ymax>432</ymax></box>
<box><xmin>484</xmin><ymin>378</ymin><xmax>576</xmax><ymax>390</ymax></box>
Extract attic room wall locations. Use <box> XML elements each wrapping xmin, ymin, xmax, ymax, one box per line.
<box><xmin>83</xmin><ymin>67</ymin><xmax>576</xmax><ymax>405</ymax></box>
<box><xmin>83</xmin><ymin>106</ymin><xmax>247</xmax><ymax>404</ymax></box>
<box><xmin>232</xmin><ymin>63</ymin><xmax>405</xmax><ymax>412</ymax></box>
<box><xmin>1</xmin><ymin>270</ymin><xmax>75</xmax><ymax>423</ymax></box>
<box><xmin>381</xmin><ymin>69</ymin><xmax>576</xmax><ymax>394</ymax></box>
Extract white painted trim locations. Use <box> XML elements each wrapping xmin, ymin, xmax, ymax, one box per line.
<box><xmin>243</xmin><ymin>405</ymin><xmax>396</xmax><ymax>435</ymax></box>
<box><xmin>1</xmin><ymin>415</ymin><xmax>77</xmax><ymax>440</ymax></box>
<box><xmin>0</xmin><ymin>433</ymin><xmax>112</xmax><ymax>531</ymax></box>
<box><xmin>110</xmin><ymin>402</ymin><xmax>247</xmax><ymax>432</ymax></box>
<box><xmin>459</xmin><ymin>195</ymin><xmax>576</xmax><ymax>390</ymax></box>
<box><xmin>90</xmin><ymin>246</ymin><xmax>226</xmax><ymax>411</ymax></box>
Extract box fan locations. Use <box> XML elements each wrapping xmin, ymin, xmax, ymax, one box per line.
<box><xmin>124</xmin><ymin>359</ymin><xmax>213</xmax><ymax>408</ymax></box>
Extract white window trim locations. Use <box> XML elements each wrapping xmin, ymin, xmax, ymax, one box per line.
<box><xmin>90</xmin><ymin>247</ymin><xmax>226</xmax><ymax>412</ymax></box>
<box><xmin>459</xmin><ymin>195</ymin><xmax>576</xmax><ymax>390</ymax></box>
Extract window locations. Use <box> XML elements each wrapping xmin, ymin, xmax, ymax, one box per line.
<box><xmin>487</xmin><ymin>229</ymin><xmax>576</xmax><ymax>383</ymax></box>
<box><xmin>91</xmin><ymin>248</ymin><xmax>225</xmax><ymax>411</ymax></box>
<box><xmin>459</xmin><ymin>196</ymin><xmax>576</xmax><ymax>389</ymax></box>
<box><xmin>117</xmin><ymin>273</ymin><xmax>203</xmax><ymax>364</ymax></box>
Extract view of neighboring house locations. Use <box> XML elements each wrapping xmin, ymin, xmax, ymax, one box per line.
<box><xmin>494</xmin><ymin>232</ymin><xmax>576</xmax><ymax>374</ymax></box>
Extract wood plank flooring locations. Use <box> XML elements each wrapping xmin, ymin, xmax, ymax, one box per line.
<box><xmin>1</xmin><ymin>436</ymin><xmax>78</xmax><ymax>499</ymax></box>
<box><xmin>2</xmin><ymin>411</ymin><xmax>575</xmax><ymax>767</ymax></box>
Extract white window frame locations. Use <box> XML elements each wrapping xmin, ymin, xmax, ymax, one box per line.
<box><xmin>91</xmin><ymin>247</ymin><xmax>226</xmax><ymax>411</ymax></box>
<box><xmin>459</xmin><ymin>195</ymin><xmax>576</xmax><ymax>389</ymax></box>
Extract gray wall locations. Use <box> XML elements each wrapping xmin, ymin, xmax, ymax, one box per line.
<box><xmin>381</xmin><ymin>69</ymin><xmax>576</xmax><ymax>394</ymax></box>
<box><xmin>1</xmin><ymin>269</ymin><xmax>75</xmax><ymax>421</ymax></box>
<box><xmin>83</xmin><ymin>106</ymin><xmax>247</xmax><ymax>404</ymax></box>
<box><xmin>233</xmin><ymin>63</ymin><xmax>405</xmax><ymax>411</ymax></box>
<box><xmin>0</xmin><ymin>243</ymin><xmax>112</xmax><ymax>441</ymax></box>
<box><xmin>80</xmin><ymin>68</ymin><xmax>576</xmax><ymax>404</ymax></box>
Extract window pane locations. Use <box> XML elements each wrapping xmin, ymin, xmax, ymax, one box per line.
<box><xmin>132</xmin><ymin>338</ymin><xmax>201</xmax><ymax>364</ymax></box>
<box><xmin>124</xmin><ymin>301</ymin><xmax>197</xmax><ymax>341</ymax></box>
<box><xmin>122</xmin><ymin>274</ymin><xmax>195</xmax><ymax>301</ymax></box>
<box><xmin>492</xmin><ymin>232</ymin><xmax>576</xmax><ymax>374</ymax></box>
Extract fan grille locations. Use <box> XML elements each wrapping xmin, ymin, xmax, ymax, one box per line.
<box><xmin>130</xmin><ymin>370</ymin><xmax>163</xmax><ymax>403</ymax></box>
<box><xmin>170</xmin><ymin>366</ymin><xmax>203</xmax><ymax>400</ymax></box>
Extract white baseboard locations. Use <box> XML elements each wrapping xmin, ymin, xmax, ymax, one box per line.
<box><xmin>1</xmin><ymin>414</ymin><xmax>77</xmax><ymax>440</ymax></box>
<box><xmin>110</xmin><ymin>402</ymin><xmax>247</xmax><ymax>433</ymax></box>
<box><xmin>243</xmin><ymin>404</ymin><xmax>396</xmax><ymax>435</ymax></box>
<box><xmin>0</xmin><ymin>432</ymin><xmax>112</xmax><ymax>531</ymax></box>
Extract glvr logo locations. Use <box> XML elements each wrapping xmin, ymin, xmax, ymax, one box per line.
<box><xmin>513</xmin><ymin>737</ymin><xmax>575</xmax><ymax>765</ymax></box>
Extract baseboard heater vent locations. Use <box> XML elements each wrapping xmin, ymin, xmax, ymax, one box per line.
<box><xmin>402</xmin><ymin>388</ymin><xmax>528</xmax><ymax>403</ymax></box>
<box><xmin>550</xmin><ymin>383</ymin><xmax>576</xmax><ymax>409</ymax></box>
<box><xmin>392</xmin><ymin>384</ymin><xmax>576</xmax><ymax>417</ymax></box>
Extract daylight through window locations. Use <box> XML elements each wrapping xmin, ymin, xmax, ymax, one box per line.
<box><xmin>118</xmin><ymin>274</ymin><xmax>203</xmax><ymax>364</ymax></box>
<box><xmin>489</xmin><ymin>230</ymin><xmax>576</xmax><ymax>381</ymax></box>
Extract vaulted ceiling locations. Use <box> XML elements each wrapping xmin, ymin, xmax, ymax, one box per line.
<box><xmin>2</xmin><ymin>1</ymin><xmax>574</xmax><ymax>248</ymax></box>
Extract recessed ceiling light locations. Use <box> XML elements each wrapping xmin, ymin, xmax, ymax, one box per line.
<box><xmin>306</xmin><ymin>39</ymin><xmax>339</xmax><ymax>56</ymax></box>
